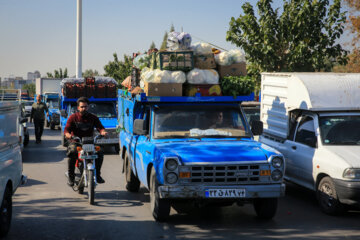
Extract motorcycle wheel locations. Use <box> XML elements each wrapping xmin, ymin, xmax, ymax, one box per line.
<box><xmin>88</xmin><ymin>170</ymin><xmax>95</xmax><ymax>205</ymax></box>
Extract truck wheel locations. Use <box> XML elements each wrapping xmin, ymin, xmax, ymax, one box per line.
<box><xmin>124</xmin><ymin>155</ymin><xmax>140</xmax><ymax>192</ymax></box>
<box><xmin>150</xmin><ymin>167</ymin><xmax>170</xmax><ymax>221</ymax></box>
<box><xmin>23</xmin><ymin>133</ymin><xmax>29</xmax><ymax>147</ymax></box>
<box><xmin>253</xmin><ymin>198</ymin><xmax>278</xmax><ymax>220</ymax></box>
<box><xmin>50</xmin><ymin>122</ymin><xmax>55</xmax><ymax>130</ymax></box>
<box><xmin>0</xmin><ymin>187</ymin><xmax>12</xmax><ymax>237</ymax></box>
<box><xmin>114</xmin><ymin>144</ymin><xmax>120</xmax><ymax>154</ymax></box>
<box><xmin>316</xmin><ymin>176</ymin><xmax>344</xmax><ymax>215</ymax></box>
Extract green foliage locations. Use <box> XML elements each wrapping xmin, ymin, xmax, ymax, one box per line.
<box><xmin>103</xmin><ymin>53</ymin><xmax>132</xmax><ymax>84</ymax></box>
<box><xmin>22</xmin><ymin>83</ymin><xmax>35</xmax><ymax>96</ymax></box>
<box><xmin>226</xmin><ymin>0</ymin><xmax>348</xmax><ymax>81</ymax></box>
<box><xmin>220</xmin><ymin>76</ymin><xmax>255</xmax><ymax>97</ymax></box>
<box><xmin>160</xmin><ymin>31</ymin><xmax>168</xmax><ymax>50</ymax></box>
<box><xmin>83</xmin><ymin>69</ymin><xmax>99</xmax><ymax>78</ymax></box>
<box><xmin>46</xmin><ymin>68</ymin><xmax>68</xmax><ymax>78</ymax></box>
<box><xmin>150</xmin><ymin>41</ymin><xmax>156</xmax><ymax>49</ymax></box>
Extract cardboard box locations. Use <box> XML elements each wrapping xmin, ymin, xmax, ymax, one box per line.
<box><xmin>194</xmin><ymin>54</ymin><xmax>216</xmax><ymax>69</ymax></box>
<box><xmin>217</xmin><ymin>62</ymin><xmax>247</xmax><ymax>78</ymax></box>
<box><xmin>144</xmin><ymin>82</ymin><xmax>183</xmax><ymax>97</ymax></box>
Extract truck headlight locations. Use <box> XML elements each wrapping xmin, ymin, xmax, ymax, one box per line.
<box><xmin>166</xmin><ymin>173</ymin><xmax>178</xmax><ymax>184</ymax></box>
<box><xmin>165</xmin><ymin>158</ymin><xmax>178</xmax><ymax>171</ymax></box>
<box><xmin>271</xmin><ymin>157</ymin><xmax>283</xmax><ymax>168</ymax></box>
<box><xmin>343</xmin><ymin>168</ymin><xmax>360</xmax><ymax>179</ymax></box>
<box><xmin>271</xmin><ymin>169</ymin><xmax>283</xmax><ymax>181</ymax></box>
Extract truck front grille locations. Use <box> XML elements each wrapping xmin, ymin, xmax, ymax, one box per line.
<box><xmin>186</xmin><ymin>164</ymin><xmax>268</xmax><ymax>184</ymax></box>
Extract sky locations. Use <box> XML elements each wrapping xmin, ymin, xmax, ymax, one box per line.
<box><xmin>0</xmin><ymin>0</ymin><xmax>352</xmax><ymax>79</ymax></box>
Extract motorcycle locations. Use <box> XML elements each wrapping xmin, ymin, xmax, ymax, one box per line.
<box><xmin>66</xmin><ymin>135</ymin><xmax>102</xmax><ymax>205</ymax></box>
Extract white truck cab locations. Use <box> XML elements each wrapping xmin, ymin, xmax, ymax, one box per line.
<box><xmin>259</xmin><ymin>73</ymin><xmax>360</xmax><ymax>215</ymax></box>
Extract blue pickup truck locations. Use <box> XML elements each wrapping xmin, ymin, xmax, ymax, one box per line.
<box><xmin>118</xmin><ymin>89</ymin><xmax>285</xmax><ymax>221</ymax></box>
<box><xmin>43</xmin><ymin>92</ymin><xmax>60</xmax><ymax>130</ymax></box>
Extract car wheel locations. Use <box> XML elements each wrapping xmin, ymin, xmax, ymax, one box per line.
<box><xmin>124</xmin><ymin>154</ymin><xmax>140</xmax><ymax>192</ymax></box>
<box><xmin>23</xmin><ymin>132</ymin><xmax>29</xmax><ymax>147</ymax></box>
<box><xmin>150</xmin><ymin>167</ymin><xmax>170</xmax><ymax>221</ymax></box>
<box><xmin>0</xmin><ymin>187</ymin><xmax>12</xmax><ymax>237</ymax></box>
<box><xmin>253</xmin><ymin>198</ymin><xmax>278</xmax><ymax>220</ymax></box>
<box><xmin>316</xmin><ymin>176</ymin><xmax>344</xmax><ymax>215</ymax></box>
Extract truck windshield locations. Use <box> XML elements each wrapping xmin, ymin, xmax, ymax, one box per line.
<box><xmin>319</xmin><ymin>115</ymin><xmax>360</xmax><ymax>145</ymax></box>
<box><xmin>153</xmin><ymin>105</ymin><xmax>250</xmax><ymax>139</ymax></box>
<box><xmin>47</xmin><ymin>100</ymin><xmax>59</xmax><ymax>108</ymax></box>
<box><xmin>88</xmin><ymin>102</ymin><xmax>116</xmax><ymax>118</ymax></box>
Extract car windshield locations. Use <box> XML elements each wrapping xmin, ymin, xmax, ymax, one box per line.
<box><xmin>153</xmin><ymin>105</ymin><xmax>250</xmax><ymax>139</ymax></box>
<box><xmin>319</xmin><ymin>114</ymin><xmax>360</xmax><ymax>145</ymax></box>
<box><xmin>88</xmin><ymin>102</ymin><xmax>116</xmax><ymax>118</ymax></box>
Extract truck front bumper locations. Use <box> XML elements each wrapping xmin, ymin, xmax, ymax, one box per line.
<box><xmin>158</xmin><ymin>183</ymin><xmax>285</xmax><ymax>199</ymax></box>
<box><xmin>334</xmin><ymin>179</ymin><xmax>360</xmax><ymax>207</ymax></box>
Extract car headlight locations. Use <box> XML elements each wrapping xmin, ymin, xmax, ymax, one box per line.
<box><xmin>343</xmin><ymin>168</ymin><xmax>360</xmax><ymax>179</ymax></box>
<box><xmin>271</xmin><ymin>157</ymin><xmax>283</xmax><ymax>168</ymax></box>
<box><xmin>166</xmin><ymin>172</ymin><xmax>178</xmax><ymax>184</ymax></box>
<box><xmin>271</xmin><ymin>169</ymin><xmax>283</xmax><ymax>181</ymax></box>
<box><xmin>165</xmin><ymin>158</ymin><xmax>178</xmax><ymax>171</ymax></box>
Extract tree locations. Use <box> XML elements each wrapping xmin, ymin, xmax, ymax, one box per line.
<box><xmin>103</xmin><ymin>53</ymin><xmax>132</xmax><ymax>84</ymax></box>
<box><xmin>150</xmin><ymin>41</ymin><xmax>156</xmax><ymax>49</ymax></box>
<box><xmin>226</xmin><ymin>0</ymin><xmax>348</xmax><ymax>81</ymax></box>
<box><xmin>334</xmin><ymin>0</ymin><xmax>360</xmax><ymax>72</ymax></box>
<box><xmin>160</xmin><ymin>31</ymin><xmax>168</xmax><ymax>50</ymax></box>
<box><xmin>22</xmin><ymin>83</ymin><xmax>35</xmax><ymax>97</ymax></box>
<box><xmin>47</xmin><ymin>68</ymin><xmax>68</xmax><ymax>78</ymax></box>
<box><xmin>83</xmin><ymin>69</ymin><xmax>100</xmax><ymax>78</ymax></box>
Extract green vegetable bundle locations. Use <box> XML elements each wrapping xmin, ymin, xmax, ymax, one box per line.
<box><xmin>220</xmin><ymin>76</ymin><xmax>255</xmax><ymax>97</ymax></box>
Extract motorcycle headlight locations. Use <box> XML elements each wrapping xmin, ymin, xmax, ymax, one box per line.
<box><xmin>271</xmin><ymin>169</ymin><xmax>283</xmax><ymax>181</ymax></box>
<box><xmin>271</xmin><ymin>157</ymin><xmax>283</xmax><ymax>168</ymax></box>
<box><xmin>165</xmin><ymin>158</ymin><xmax>178</xmax><ymax>171</ymax></box>
<box><xmin>343</xmin><ymin>168</ymin><xmax>360</xmax><ymax>179</ymax></box>
<box><xmin>166</xmin><ymin>172</ymin><xmax>178</xmax><ymax>184</ymax></box>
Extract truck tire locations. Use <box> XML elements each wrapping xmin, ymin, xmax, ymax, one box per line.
<box><xmin>114</xmin><ymin>144</ymin><xmax>120</xmax><ymax>154</ymax></box>
<box><xmin>150</xmin><ymin>167</ymin><xmax>170</xmax><ymax>221</ymax></box>
<box><xmin>50</xmin><ymin>122</ymin><xmax>55</xmax><ymax>130</ymax></box>
<box><xmin>124</xmin><ymin>155</ymin><xmax>140</xmax><ymax>192</ymax></box>
<box><xmin>253</xmin><ymin>198</ymin><xmax>278</xmax><ymax>220</ymax></box>
<box><xmin>0</xmin><ymin>187</ymin><xmax>12</xmax><ymax>237</ymax></box>
<box><xmin>316</xmin><ymin>176</ymin><xmax>344</xmax><ymax>215</ymax></box>
<box><xmin>23</xmin><ymin>132</ymin><xmax>29</xmax><ymax>147</ymax></box>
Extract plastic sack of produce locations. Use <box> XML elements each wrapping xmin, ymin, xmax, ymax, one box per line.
<box><xmin>186</xmin><ymin>68</ymin><xmax>219</xmax><ymax>84</ymax></box>
<box><xmin>167</xmin><ymin>31</ymin><xmax>192</xmax><ymax>51</ymax></box>
<box><xmin>121</xmin><ymin>76</ymin><xmax>131</xmax><ymax>90</ymax></box>
<box><xmin>215</xmin><ymin>49</ymin><xmax>246</xmax><ymax>66</ymax></box>
<box><xmin>141</xmin><ymin>68</ymin><xmax>186</xmax><ymax>83</ymax></box>
<box><xmin>192</xmin><ymin>42</ymin><xmax>213</xmax><ymax>55</ymax></box>
<box><xmin>60</xmin><ymin>78</ymin><xmax>84</xmax><ymax>87</ymax></box>
<box><xmin>94</xmin><ymin>76</ymin><xmax>117</xmax><ymax>85</ymax></box>
<box><xmin>133</xmin><ymin>54</ymin><xmax>150</xmax><ymax>70</ymax></box>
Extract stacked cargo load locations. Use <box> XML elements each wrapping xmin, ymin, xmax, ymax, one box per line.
<box><xmin>122</xmin><ymin>31</ymin><xmax>251</xmax><ymax>98</ymax></box>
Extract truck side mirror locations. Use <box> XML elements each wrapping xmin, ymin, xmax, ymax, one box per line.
<box><xmin>251</xmin><ymin>120</ymin><xmax>263</xmax><ymax>135</ymax></box>
<box><xmin>60</xmin><ymin>109</ymin><xmax>67</xmax><ymax>117</ymax></box>
<box><xmin>133</xmin><ymin>119</ymin><xmax>148</xmax><ymax>135</ymax></box>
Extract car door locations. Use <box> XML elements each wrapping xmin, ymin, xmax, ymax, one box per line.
<box><xmin>283</xmin><ymin>115</ymin><xmax>317</xmax><ymax>188</ymax></box>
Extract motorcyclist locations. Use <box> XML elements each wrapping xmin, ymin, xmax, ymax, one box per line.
<box><xmin>64</xmin><ymin>97</ymin><xmax>108</xmax><ymax>186</ymax></box>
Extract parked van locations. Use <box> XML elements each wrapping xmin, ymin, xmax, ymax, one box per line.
<box><xmin>258</xmin><ymin>73</ymin><xmax>360</xmax><ymax>215</ymax></box>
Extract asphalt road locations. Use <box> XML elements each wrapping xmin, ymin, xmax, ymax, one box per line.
<box><xmin>4</xmin><ymin>126</ymin><xmax>360</xmax><ymax>240</ymax></box>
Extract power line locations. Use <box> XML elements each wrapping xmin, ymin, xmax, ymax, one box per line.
<box><xmin>191</xmin><ymin>35</ymin><xmax>228</xmax><ymax>51</ymax></box>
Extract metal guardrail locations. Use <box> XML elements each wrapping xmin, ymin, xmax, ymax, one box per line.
<box><xmin>0</xmin><ymin>89</ymin><xmax>21</xmax><ymax>101</ymax></box>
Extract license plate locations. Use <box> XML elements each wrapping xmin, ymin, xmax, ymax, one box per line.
<box><xmin>95</xmin><ymin>138</ymin><xmax>119</xmax><ymax>144</ymax></box>
<box><xmin>205</xmin><ymin>188</ymin><xmax>246</xmax><ymax>198</ymax></box>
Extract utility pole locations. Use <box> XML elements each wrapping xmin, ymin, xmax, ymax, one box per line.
<box><xmin>76</xmin><ymin>0</ymin><xmax>82</xmax><ymax>78</ymax></box>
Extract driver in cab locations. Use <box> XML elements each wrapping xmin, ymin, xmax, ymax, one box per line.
<box><xmin>64</xmin><ymin>97</ymin><xmax>108</xmax><ymax>186</ymax></box>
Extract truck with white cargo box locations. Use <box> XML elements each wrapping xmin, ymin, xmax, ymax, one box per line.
<box><xmin>259</xmin><ymin>72</ymin><xmax>360</xmax><ymax>215</ymax></box>
<box><xmin>35</xmin><ymin>78</ymin><xmax>62</xmax><ymax>95</ymax></box>
<box><xmin>0</xmin><ymin>90</ymin><xmax>27</xmax><ymax>237</ymax></box>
